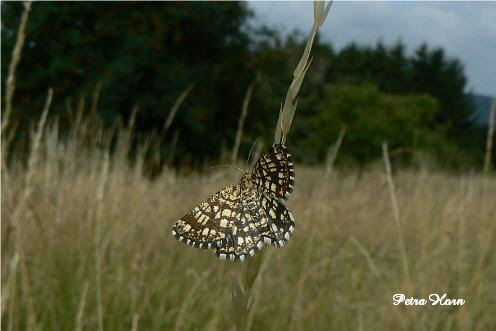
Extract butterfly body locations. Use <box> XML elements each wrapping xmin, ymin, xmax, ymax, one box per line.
<box><xmin>171</xmin><ymin>144</ymin><xmax>295</xmax><ymax>261</ymax></box>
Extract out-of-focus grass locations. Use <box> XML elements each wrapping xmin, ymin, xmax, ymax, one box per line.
<box><xmin>2</xmin><ymin>120</ymin><xmax>495</xmax><ymax>331</ymax></box>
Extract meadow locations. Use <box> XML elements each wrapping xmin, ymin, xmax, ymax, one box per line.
<box><xmin>3</xmin><ymin>1</ymin><xmax>496</xmax><ymax>330</ymax></box>
<box><xmin>2</xmin><ymin>115</ymin><xmax>495</xmax><ymax>331</ymax></box>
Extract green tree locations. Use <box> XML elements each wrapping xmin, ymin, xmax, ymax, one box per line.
<box><xmin>410</xmin><ymin>43</ymin><xmax>473</xmax><ymax>133</ymax></box>
<box><xmin>2</xmin><ymin>2</ymin><xmax>481</xmax><ymax>168</ymax></box>
<box><xmin>1</xmin><ymin>2</ymin><xmax>254</xmax><ymax>159</ymax></box>
<box><xmin>297</xmin><ymin>84</ymin><xmax>468</xmax><ymax>166</ymax></box>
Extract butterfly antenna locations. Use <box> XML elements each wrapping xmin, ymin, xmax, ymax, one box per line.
<box><xmin>211</xmin><ymin>164</ymin><xmax>246</xmax><ymax>173</ymax></box>
<box><xmin>246</xmin><ymin>138</ymin><xmax>260</xmax><ymax>167</ymax></box>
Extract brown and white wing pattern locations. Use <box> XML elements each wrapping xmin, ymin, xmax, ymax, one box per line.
<box><xmin>172</xmin><ymin>144</ymin><xmax>296</xmax><ymax>262</ymax></box>
<box><xmin>258</xmin><ymin>193</ymin><xmax>295</xmax><ymax>247</ymax></box>
<box><xmin>214</xmin><ymin>189</ymin><xmax>265</xmax><ymax>261</ymax></box>
<box><xmin>172</xmin><ymin>185</ymin><xmax>240</xmax><ymax>249</ymax></box>
<box><xmin>171</xmin><ymin>185</ymin><xmax>265</xmax><ymax>261</ymax></box>
<box><xmin>251</xmin><ymin>144</ymin><xmax>295</xmax><ymax>200</ymax></box>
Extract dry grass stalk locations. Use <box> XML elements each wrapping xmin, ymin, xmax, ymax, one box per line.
<box><xmin>2</xmin><ymin>0</ymin><xmax>32</xmax><ymax>134</ymax></box>
<box><xmin>483</xmin><ymin>97</ymin><xmax>495</xmax><ymax>174</ymax></box>
<box><xmin>2</xmin><ymin>121</ymin><xmax>20</xmax><ymax>163</ymax></box>
<box><xmin>231</xmin><ymin>82</ymin><xmax>255</xmax><ymax>164</ymax></box>
<box><xmin>382</xmin><ymin>142</ymin><xmax>411</xmax><ymax>291</ymax></box>
<box><xmin>72</xmin><ymin>94</ymin><xmax>86</xmax><ymax>137</ymax></box>
<box><xmin>4</xmin><ymin>254</ymin><xmax>19</xmax><ymax>331</ymax></box>
<box><xmin>3</xmin><ymin>134</ymin><xmax>495</xmax><ymax>329</ymax></box>
<box><xmin>289</xmin><ymin>226</ymin><xmax>317</xmax><ymax>331</ymax></box>
<box><xmin>6</xmin><ymin>88</ymin><xmax>53</xmax><ymax>331</ymax></box>
<box><xmin>113</xmin><ymin>105</ymin><xmax>139</xmax><ymax>164</ymax></box>
<box><xmin>95</xmin><ymin>150</ymin><xmax>110</xmax><ymax>331</ymax></box>
<box><xmin>149</xmin><ymin>83</ymin><xmax>192</xmax><ymax>173</ymax></box>
<box><xmin>90</xmin><ymin>80</ymin><xmax>103</xmax><ymax>116</ymax></box>
<box><xmin>174</xmin><ymin>270</ymin><xmax>210</xmax><ymax>331</ymax></box>
<box><xmin>74</xmin><ymin>281</ymin><xmax>89</xmax><ymax>331</ymax></box>
<box><xmin>160</xmin><ymin>83</ymin><xmax>194</xmax><ymax>140</ymax></box>
<box><xmin>2</xmin><ymin>6</ymin><xmax>33</xmax><ymax>325</ymax></box>
<box><xmin>131</xmin><ymin>313</ymin><xmax>140</xmax><ymax>331</ymax></box>
<box><xmin>349</xmin><ymin>235</ymin><xmax>381</xmax><ymax>278</ymax></box>
<box><xmin>324</xmin><ymin>126</ymin><xmax>346</xmax><ymax>182</ymax></box>
<box><xmin>232</xmin><ymin>2</ymin><xmax>333</xmax><ymax>330</ymax></box>
<box><xmin>168</xmin><ymin>129</ymin><xmax>180</xmax><ymax>165</ymax></box>
<box><xmin>230</xmin><ymin>251</ymin><xmax>266</xmax><ymax>331</ymax></box>
<box><xmin>1</xmin><ymin>119</ymin><xmax>20</xmax><ymax>208</ymax></box>
<box><xmin>274</xmin><ymin>1</ymin><xmax>333</xmax><ymax>144</ymax></box>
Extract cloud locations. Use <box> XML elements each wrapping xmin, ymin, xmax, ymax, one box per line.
<box><xmin>248</xmin><ymin>1</ymin><xmax>496</xmax><ymax>96</ymax></box>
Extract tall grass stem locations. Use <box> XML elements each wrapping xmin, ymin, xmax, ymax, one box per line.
<box><xmin>160</xmin><ymin>83</ymin><xmax>194</xmax><ymax>140</ymax></box>
<box><xmin>95</xmin><ymin>151</ymin><xmax>110</xmax><ymax>331</ymax></box>
<box><xmin>232</xmin><ymin>82</ymin><xmax>254</xmax><ymax>164</ymax></box>
<box><xmin>3</xmin><ymin>0</ymin><xmax>32</xmax><ymax>134</ymax></box>
<box><xmin>274</xmin><ymin>1</ymin><xmax>332</xmax><ymax>144</ymax></box>
<box><xmin>483</xmin><ymin>97</ymin><xmax>495</xmax><ymax>174</ymax></box>
<box><xmin>382</xmin><ymin>142</ymin><xmax>411</xmax><ymax>291</ymax></box>
<box><xmin>74</xmin><ymin>281</ymin><xmax>89</xmax><ymax>331</ymax></box>
<box><xmin>324</xmin><ymin>126</ymin><xmax>346</xmax><ymax>182</ymax></box>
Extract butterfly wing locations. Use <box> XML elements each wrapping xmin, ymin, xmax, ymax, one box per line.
<box><xmin>214</xmin><ymin>211</ymin><xmax>265</xmax><ymax>261</ymax></box>
<box><xmin>171</xmin><ymin>185</ymin><xmax>241</xmax><ymax>249</ymax></box>
<box><xmin>215</xmin><ymin>189</ymin><xmax>266</xmax><ymax>261</ymax></box>
<box><xmin>258</xmin><ymin>192</ymin><xmax>295</xmax><ymax>247</ymax></box>
<box><xmin>251</xmin><ymin>144</ymin><xmax>295</xmax><ymax>200</ymax></box>
<box><xmin>172</xmin><ymin>184</ymin><xmax>265</xmax><ymax>261</ymax></box>
<box><xmin>172</xmin><ymin>144</ymin><xmax>297</xmax><ymax>261</ymax></box>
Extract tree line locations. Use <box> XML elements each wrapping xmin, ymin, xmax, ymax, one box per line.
<box><xmin>1</xmin><ymin>2</ymin><xmax>489</xmax><ymax>169</ymax></box>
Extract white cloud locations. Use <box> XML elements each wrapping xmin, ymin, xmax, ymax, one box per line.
<box><xmin>248</xmin><ymin>1</ymin><xmax>496</xmax><ymax>96</ymax></box>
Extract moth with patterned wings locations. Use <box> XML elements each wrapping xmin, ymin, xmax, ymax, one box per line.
<box><xmin>171</xmin><ymin>144</ymin><xmax>296</xmax><ymax>261</ymax></box>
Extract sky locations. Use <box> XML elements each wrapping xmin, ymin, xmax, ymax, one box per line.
<box><xmin>248</xmin><ymin>1</ymin><xmax>496</xmax><ymax>96</ymax></box>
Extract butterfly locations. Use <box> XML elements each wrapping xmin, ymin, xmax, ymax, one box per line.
<box><xmin>171</xmin><ymin>144</ymin><xmax>295</xmax><ymax>261</ymax></box>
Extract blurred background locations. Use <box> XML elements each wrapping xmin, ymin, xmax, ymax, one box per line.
<box><xmin>2</xmin><ymin>1</ymin><xmax>495</xmax><ymax>170</ymax></box>
<box><xmin>2</xmin><ymin>2</ymin><xmax>495</xmax><ymax>330</ymax></box>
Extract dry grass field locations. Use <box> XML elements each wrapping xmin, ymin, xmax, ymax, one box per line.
<box><xmin>2</xmin><ymin>118</ymin><xmax>495</xmax><ymax>331</ymax></box>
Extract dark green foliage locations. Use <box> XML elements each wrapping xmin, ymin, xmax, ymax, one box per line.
<box><xmin>297</xmin><ymin>84</ymin><xmax>478</xmax><ymax>167</ymax></box>
<box><xmin>2</xmin><ymin>2</ymin><xmax>254</xmax><ymax>159</ymax></box>
<box><xmin>328</xmin><ymin>41</ymin><xmax>475</xmax><ymax>134</ymax></box>
<box><xmin>1</xmin><ymin>2</ymin><xmax>485</xmax><ymax>168</ymax></box>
